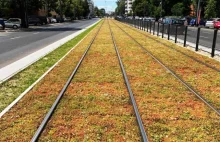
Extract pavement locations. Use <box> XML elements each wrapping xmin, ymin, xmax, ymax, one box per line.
<box><xmin>0</xmin><ymin>19</ymin><xmax>99</xmax><ymax>68</ymax></box>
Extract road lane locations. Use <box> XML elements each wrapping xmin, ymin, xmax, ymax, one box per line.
<box><xmin>0</xmin><ymin>18</ymin><xmax>99</xmax><ymax>68</ymax></box>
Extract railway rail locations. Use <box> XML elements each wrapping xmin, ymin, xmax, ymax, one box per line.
<box><xmin>0</xmin><ymin>19</ymin><xmax>219</xmax><ymax>141</ymax></box>
<box><xmin>31</xmin><ymin>21</ymin><xmax>104</xmax><ymax>141</ymax></box>
<box><xmin>119</xmin><ymin>20</ymin><xmax>220</xmax><ymax>72</ymax></box>
<box><xmin>111</xmin><ymin>20</ymin><xmax>220</xmax><ymax>116</ymax></box>
<box><xmin>31</xmin><ymin>19</ymin><xmax>149</xmax><ymax>141</ymax></box>
<box><xmin>107</xmin><ymin>19</ymin><xmax>149</xmax><ymax>142</ymax></box>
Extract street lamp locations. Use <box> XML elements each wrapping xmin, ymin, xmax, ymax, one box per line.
<box><xmin>160</xmin><ymin>0</ymin><xmax>163</xmax><ymax>18</ymax></box>
<box><xmin>196</xmin><ymin>0</ymin><xmax>201</xmax><ymax>25</ymax></box>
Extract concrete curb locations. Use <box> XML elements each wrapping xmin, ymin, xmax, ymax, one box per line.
<box><xmin>0</xmin><ymin>19</ymin><xmax>100</xmax><ymax>83</ymax></box>
<box><xmin>0</xmin><ymin>19</ymin><xmax>101</xmax><ymax>118</ymax></box>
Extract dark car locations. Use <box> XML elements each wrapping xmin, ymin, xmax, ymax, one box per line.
<box><xmin>56</xmin><ymin>17</ymin><xmax>64</xmax><ymax>23</ymax></box>
<box><xmin>28</xmin><ymin>17</ymin><xmax>42</xmax><ymax>25</ymax></box>
<box><xmin>38</xmin><ymin>16</ymin><xmax>48</xmax><ymax>24</ymax></box>
<box><xmin>163</xmin><ymin>18</ymin><xmax>184</xmax><ymax>25</ymax></box>
<box><xmin>0</xmin><ymin>19</ymin><xmax>5</xmax><ymax>30</ymax></box>
<box><xmin>190</xmin><ymin>18</ymin><xmax>206</xmax><ymax>26</ymax></box>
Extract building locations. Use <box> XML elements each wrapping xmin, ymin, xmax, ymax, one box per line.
<box><xmin>88</xmin><ymin>0</ymin><xmax>94</xmax><ymax>17</ymax></box>
<box><xmin>125</xmin><ymin>0</ymin><xmax>134</xmax><ymax>15</ymax></box>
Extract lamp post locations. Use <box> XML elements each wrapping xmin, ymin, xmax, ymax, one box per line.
<box><xmin>196</xmin><ymin>0</ymin><xmax>201</xmax><ymax>25</ymax></box>
<box><xmin>59</xmin><ymin>0</ymin><xmax>63</xmax><ymax>20</ymax></box>
<box><xmin>160</xmin><ymin>0</ymin><xmax>163</xmax><ymax>17</ymax></box>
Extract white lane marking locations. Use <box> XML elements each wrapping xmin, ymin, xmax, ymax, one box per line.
<box><xmin>200</xmin><ymin>36</ymin><xmax>208</xmax><ymax>39</ymax></box>
<box><xmin>10</xmin><ymin>36</ymin><xmax>21</xmax><ymax>39</ymax></box>
<box><xmin>33</xmin><ymin>32</ymin><xmax>39</xmax><ymax>35</ymax></box>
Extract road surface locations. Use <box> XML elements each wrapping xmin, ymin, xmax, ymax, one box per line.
<box><xmin>0</xmin><ymin>18</ymin><xmax>99</xmax><ymax>68</ymax></box>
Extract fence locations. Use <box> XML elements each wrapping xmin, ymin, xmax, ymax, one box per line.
<box><xmin>116</xmin><ymin>18</ymin><xmax>220</xmax><ymax>57</ymax></box>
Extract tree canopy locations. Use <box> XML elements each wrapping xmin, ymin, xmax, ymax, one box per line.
<box><xmin>0</xmin><ymin>0</ymin><xmax>91</xmax><ymax>27</ymax></box>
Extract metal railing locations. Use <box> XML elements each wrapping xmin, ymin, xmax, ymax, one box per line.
<box><xmin>117</xmin><ymin>18</ymin><xmax>219</xmax><ymax>57</ymax></box>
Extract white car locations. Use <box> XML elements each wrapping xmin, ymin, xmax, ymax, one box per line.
<box><xmin>50</xmin><ymin>18</ymin><xmax>57</xmax><ymax>23</ymax></box>
<box><xmin>4</xmin><ymin>18</ymin><xmax>21</xmax><ymax>29</ymax></box>
<box><xmin>205</xmin><ymin>18</ymin><xmax>220</xmax><ymax>28</ymax></box>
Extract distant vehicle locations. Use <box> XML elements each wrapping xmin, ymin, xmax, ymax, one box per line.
<box><xmin>143</xmin><ymin>17</ymin><xmax>156</xmax><ymax>22</ymax></box>
<box><xmin>0</xmin><ymin>19</ymin><xmax>5</xmax><ymax>30</ymax></box>
<box><xmin>4</xmin><ymin>18</ymin><xmax>21</xmax><ymax>29</ymax></box>
<box><xmin>205</xmin><ymin>18</ymin><xmax>220</xmax><ymax>28</ymax></box>
<box><xmin>214</xmin><ymin>19</ymin><xmax>220</xmax><ymax>28</ymax></box>
<box><xmin>56</xmin><ymin>17</ymin><xmax>64</xmax><ymax>23</ymax></box>
<box><xmin>126</xmin><ymin>16</ymin><xmax>133</xmax><ymax>19</ymax></box>
<box><xmin>189</xmin><ymin>18</ymin><xmax>206</xmax><ymax>26</ymax></box>
<box><xmin>37</xmin><ymin>16</ymin><xmax>48</xmax><ymax>24</ymax></box>
<box><xmin>28</xmin><ymin>17</ymin><xmax>42</xmax><ymax>25</ymax></box>
<box><xmin>48</xmin><ymin>17</ymin><xmax>57</xmax><ymax>23</ymax></box>
<box><xmin>163</xmin><ymin>18</ymin><xmax>184</xmax><ymax>25</ymax></box>
<box><xmin>134</xmin><ymin>16</ymin><xmax>139</xmax><ymax>19</ymax></box>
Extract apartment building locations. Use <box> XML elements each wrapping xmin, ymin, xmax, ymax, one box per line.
<box><xmin>125</xmin><ymin>0</ymin><xmax>134</xmax><ymax>15</ymax></box>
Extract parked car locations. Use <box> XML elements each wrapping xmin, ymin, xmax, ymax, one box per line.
<box><xmin>56</xmin><ymin>17</ymin><xmax>64</xmax><ymax>23</ymax></box>
<box><xmin>48</xmin><ymin>17</ymin><xmax>57</xmax><ymax>23</ymax></box>
<box><xmin>4</xmin><ymin>18</ymin><xmax>21</xmax><ymax>29</ymax></box>
<box><xmin>163</xmin><ymin>18</ymin><xmax>184</xmax><ymax>25</ymax></box>
<box><xmin>214</xmin><ymin>19</ymin><xmax>220</xmax><ymax>28</ymax></box>
<box><xmin>28</xmin><ymin>17</ymin><xmax>42</xmax><ymax>25</ymax></box>
<box><xmin>205</xmin><ymin>18</ymin><xmax>220</xmax><ymax>28</ymax></box>
<box><xmin>189</xmin><ymin>18</ymin><xmax>206</xmax><ymax>26</ymax></box>
<box><xmin>143</xmin><ymin>17</ymin><xmax>156</xmax><ymax>22</ymax></box>
<box><xmin>38</xmin><ymin>16</ymin><xmax>48</xmax><ymax>24</ymax></box>
<box><xmin>0</xmin><ymin>19</ymin><xmax>5</xmax><ymax>30</ymax></box>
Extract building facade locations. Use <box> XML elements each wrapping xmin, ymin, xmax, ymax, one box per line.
<box><xmin>125</xmin><ymin>0</ymin><xmax>134</xmax><ymax>15</ymax></box>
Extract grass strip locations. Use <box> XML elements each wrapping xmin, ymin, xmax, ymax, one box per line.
<box><xmin>0</xmin><ymin>22</ymin><xmax>102</xmax><ymax>141</ymax></box>
<box><xmin>115</xmin><ymin>20</ymin><xmax>220</xmax><ymax>110</ymax></box>
<box><xmin>39</xmin><ymin>20</ymin><xmax>141</xmax><ymax>141</ymax></box>
<box><xmin>110</xmin><ymin>20</ymin><xmax>220</xmax><ymax>141</ymax></box>
<box><xmin>0</xmin><ymin>20</ymin><xmax>100</xmax><ymax>112</ymax></box>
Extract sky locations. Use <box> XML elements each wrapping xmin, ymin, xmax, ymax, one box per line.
<box><xmin>93</xmin><ymin>0</ymin><xmax>117</xmax><ymax>12</ymax></box>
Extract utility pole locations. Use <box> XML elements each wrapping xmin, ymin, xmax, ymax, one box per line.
<box><xmin>160</xmin><ymin>0</ymin><xmax>163</xmax><ymax>18</ymax></box>
<box><xmin>23</xmin><ymin>0</ymin><xmax>28</xmax><ymax>28</ymax></box>
<box><xmin>59</xmin><ymin>0</ymin><xmax>63</xmax><ymax>20</ymax></box>
<box><xmin>196</xmin><ymin>0</ymin><xmax>201</xmax><ymax>25</ymax></box>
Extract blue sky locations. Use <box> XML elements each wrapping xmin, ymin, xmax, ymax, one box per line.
<box><xmin>93</xmin><ymin>0</ymin><xmax>117</xmax><ymax>12</ymax></box>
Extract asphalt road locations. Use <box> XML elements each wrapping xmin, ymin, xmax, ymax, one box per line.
<box><xmin>151</xmin><ymin>24</ymin><xmax>220</xmax><ymax>51</ymax></box>
<box><xmin>178</xmin><ymin>27</ymin><xmax>220</xmax><ymax>50</ymax></box>
<box><xmin>0</xmin><ymin>18</ymin><xmax>99</xmax><ymax>68</ymax></box>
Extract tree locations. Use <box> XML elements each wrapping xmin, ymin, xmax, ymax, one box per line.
<box><xmin>171</xmin><ymin>2</ymin><xmax>184</xmax><ymax>16</ymax></box>
<box><xmin>115</xmin><ymin>0</ymin><xmax>125</xmax><ymax>16</ymax></box>
<box><xmin>42</xmin><ymin>0</ymin><xmax>58</xmax><ymax>16</ymax></box>
<box><xmin>204</xmin><ymin>0</ymin><xmax>216</xmax><ymax>19</ymax></box>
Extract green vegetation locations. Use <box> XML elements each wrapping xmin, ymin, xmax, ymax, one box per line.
<box><xmin>115</xmin><ymin>0</ymin><xmax>125</xmax><ymax>16</ymax></box>
<box><xmin>204</xmin><ymin>0</ymin><xmax>217</xmax><ymax>19</ymax></box>
<box><xmin>112</xmin><ymin>20</ymin><xmax>220</xmax><ymax>141</ymax></box>
<box><xmin>0</xmin><ymin>20</ymin><xmax>100</xmax><ymax>112</ymax></box>
<box><xmin>0</xmin><ymin>0</ymin><xmax>90</xmax><ymax>27</ymax></box>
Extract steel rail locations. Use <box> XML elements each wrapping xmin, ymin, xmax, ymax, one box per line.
<box><xmin>111</xmin><ymin>20</ymin><xmax>220</xmax><ymax>116</ymax></box>
<box><xmin>31</xmin><ymin>21</ymin><xmax>104</xmax><ymax>142</ymax></box>
<box><xmin>120</xmin><ymin>20</ymin><xmax>220</xmax><ymax>72</ymax></box>
<box><xmin>107</xmin><ymin>19</ymin><xmax>149</xmax><ymax>142</ymax></box>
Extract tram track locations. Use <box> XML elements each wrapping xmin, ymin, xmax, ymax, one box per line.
<box><xmin>120</xmin><ymin>20</ymin><xmax>220</xmax><ymax>72</ymax></box>
<box><xmin>111</xmin><ymin>20</ymin><xmax>220</xmax><ymax>116</ymax></box>
<box><xmin>107</xmin><ymin>19</ymin><xmax>149</xmax><ymax>142</ymax></box>
<box><xmin>109</xmin><ymin>19</ymin><xmax>220</xmax><ymax>141</ymax></box>
<box><xmin>31</xmin><ymin>20</ymin><xmax>104</xmax><ymax>141</ymax></box>
<box><xmin>32</xmin><ymin>19</ymin><xmax>146</xmax><ymax>141</ymax></box>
